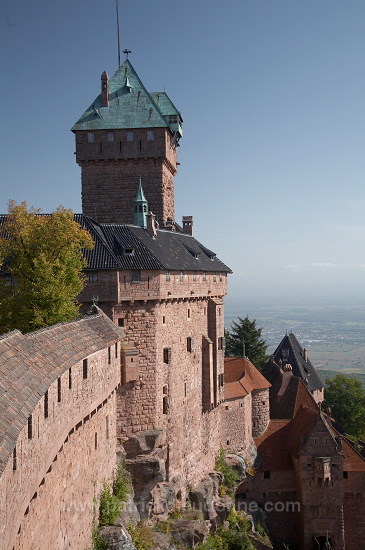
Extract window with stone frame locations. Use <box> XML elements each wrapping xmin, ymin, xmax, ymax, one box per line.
<box><xmin>162</xmin><ymin>385</ymin><xmax>169</xmax><ymax>414</ymax></box>
<box><xmin>187</xmin><ymin>337</ymin><xmax>195</xmax><ymax>352</ymax></box>
<box><xmin>131</xmin><ymin>270</ymin><xmax>141</xmax><ymax>283</ymax></box>
<box><xmin>163</xmin><ymin>347</ymin><xmax>172</xmax><ymax>364</ymax></box>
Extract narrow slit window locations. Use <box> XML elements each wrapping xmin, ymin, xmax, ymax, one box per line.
<box><xmin>28</xmin><ymin>415</ymin><xmax>33</xmax><ymax>439</ymax></box>
<box><xmin>58</xmin><ymin>378</ymin><xmax>61</xmax><ymax>402</ymax></box>
<box><xmin>44</xmin><ymin>391</ymin><xmax>49</xmax><ymax>418</ymax></box>
<box><xmin>69</xmin><ymin>367</ymin><xmax>72</xmax><ymax>389</ymax></box>
<box><xmin>83</xmin><ymin>359</ymin><xmax>88</xmax><ymax>380</ymax></box>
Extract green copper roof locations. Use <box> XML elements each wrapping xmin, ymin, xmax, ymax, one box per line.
<box><xmin>134</xmin><ymin>180</ymin><xmax>147</xmax><ymax>203</ymax></box>
<box><xmin>133</xmin><ymin>181</ymin><xmax>148</xmax><ymax>227</ymax></box>
<box><xmin>71</xmin><ymin>59</ymin><xmax>182</xmax><ymax>136</ymax></box>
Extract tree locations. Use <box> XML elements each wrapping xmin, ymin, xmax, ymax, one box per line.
<box><xmin>323</xmin><ymin>374</ymin><xmax>365</xmax><ymax>438</ymax></box>
<box><xmin>0</xmin><ymin>201</ymin><xmax>94</xmax><ymax>333</ymax></box>
<box><xmin>225</xmin><ymin>316</ymin><xmax>268</xmax><ymax>370</ymax></box>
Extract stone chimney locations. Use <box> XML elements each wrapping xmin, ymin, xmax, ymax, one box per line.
<box><xmin>182</xmin><ymin>216</ymin><xmax>193</xmax><ymax>236</ymax></box>
<box><xmin>147</xmin><ymin>211</ymin><xmax>158</xmax><ymax>238</ymax></box>
<box><xmin>101</xmin><ymin>71</ymin><xmax>109</xmax><ymax>107</ymax></box>
<box><xmin>277</xmin><ymin>363</ymin><xmax>292</xmax><ymax>398</ymax></box>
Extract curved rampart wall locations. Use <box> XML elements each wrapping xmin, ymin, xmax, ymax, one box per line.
<box><xmin>0</xmin><ymin>313</ymin><xmax>122</xmax><ymax>550</ymax></box>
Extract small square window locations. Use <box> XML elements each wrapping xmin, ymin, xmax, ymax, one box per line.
<box><xmin>86</xmin><ymin>271</ymin><xmax>98</xmax><ymax>283</ymax></box>
<box><xmin>127</xmin><ymin>131</ymin><xmax>134</xmax><ymax>142</ymax></box>
<box><xmin>87</xmin><ymin>132</ymin><xmax>95</xmax><ymax>143</ymax></box>
<box><xmin>118</xmin><ymin>318</ymin><xmax>125</xmax><ymax>327</ymax></box>
<box><xmin>131</xmin><ymin>270</ymin><xmax>141</xmax><ymax>283</ymax></box>
<box><xmin>107</xmin><ymin>131</ymin><xmax>114</xmax><ymax>142</ymax></box>
<box><xmin>147</xmin><ymin>130</ymin><xmax>155</xmax><ymax>141</ymax></box>
<box><xmin>264</xmin><ymin>471</ymin><xmax>271</xmax><ymax>479</ymax></box>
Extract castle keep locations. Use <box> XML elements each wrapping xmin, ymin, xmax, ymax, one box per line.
<box><xmin>1</xmin><ymin>57</ymin><xmax>365</xmax><ymax>550</ymax></box>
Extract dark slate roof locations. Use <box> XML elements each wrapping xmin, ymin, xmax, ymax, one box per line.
<box><xmin>0</xmin><ymin>308</ymin><xmax>122</xmax><ymax>476</ymax></box>
<box><xmin>262</xmin><ymin>333</ymin><xmax>324</xmax><ymax>392</ymax></box>
<box><xmin>75</xmin><ymin>215</ymin><xmax>232</xmax><ymax>273</ymax></box>
<box><xmin>0</xmin><ymin>214</ymin><xmax>231</xmax><ymax>273</ymax></box>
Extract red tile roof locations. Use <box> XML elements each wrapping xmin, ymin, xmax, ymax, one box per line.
<box><xmin>270</xmin><ymin>374</ymin><xmax>319</xmax><ymax>420</ymax></box>
<box><xmin>224</xmin><ymin>357</ymin><xmax>270</xmax><ymax>401</ymax></box>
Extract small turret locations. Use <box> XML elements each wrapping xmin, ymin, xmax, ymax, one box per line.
<box><xmin>101</xmin><ymin>71</ymin><xmax>109</xmax><ymax>107</ymax></box>
<box><xmin>133</xmin><ymin>179</ymin><xmax>148</xmax><ymax>227</ymax></box>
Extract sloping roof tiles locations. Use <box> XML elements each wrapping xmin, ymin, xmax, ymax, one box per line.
<box><xmin>224</xmin><ymin>357</ymin><xmax>270</xmax><ymax>400</ymax></box>
<box><xmin>71</xmin><ymin>59</ymin><xmax>181</xmax><ymax>134</ymax></box>
<box><xmin>0</xmin><ymin>214</ymin><xmax>231</xmax><ymax>274</ymax></box>
<box><xmin>0</xmin><ymin>309</ymin><xmax>122</xmax><ymax>476</ymax></box>
<box><xmin>269</xmin><ymin>374</ymin><xmax>319</xmax><ymax>420</ymax></box>
<box><xmin>262</xmin><ymin>333</ymin><xmax>324</xmax><ymax>392</ymax></box>
<box><xmin>76</xmin><ymin>215</ymin><xmax>232</xmax><ymax>273</ymax></box>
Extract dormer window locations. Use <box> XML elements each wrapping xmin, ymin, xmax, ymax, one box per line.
<box><xmin>123</xmin><ymin>248</ymin><xmax>135</xmax><ymax>256</ymax></box>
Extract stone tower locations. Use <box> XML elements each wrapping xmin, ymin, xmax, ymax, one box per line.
<box><xmin>72</xmin><ymin>59</ymin><xmax>183</xmax><ymax>226</ymax></box>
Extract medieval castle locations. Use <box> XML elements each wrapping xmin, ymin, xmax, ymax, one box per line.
<box><xmin>0</xmin><ymin>58</ymin><xmax>364</xmax><ymax>550</ymax></box>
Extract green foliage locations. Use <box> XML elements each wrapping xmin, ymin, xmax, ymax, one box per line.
<box><xmin>323</xmin><ymin>374</ymin><xmax>365</xmax><ymax>437</ymax></box>
<box><xmin>225</xmin><ymin>316</ymin><xmax>268</xmax><ymax>370</ymax></box>
<box><xmin>113</xmin><ymin>460</ymin><xmax>131</xmax><ymax>502</ymax></box>
<box><xmin>128</xmin><ymin>521</ymin><xmax>155</xmax><ymax>550</ymax></box>
<box><xmin>99</xmin><ymin>483</ymin><xmax>122</xmax><ymax>525</ymax></box>
<box><xmin>91</xmin><ymin>528</ymin><xmax>108</xmax><ymax>550</ymax></box>
<box><xmin>215</xmin><ymin>448</ymin><xmax>240</xmax><ymax>496</ymax></box>
<box><xmin>0</xmin><ymin>200</ymin><xmax>94</xmax><ymax>334</ymax></box>
<box><xmin>196</xmin><ymin>525</ymin><xmax>253</xmax><ymax>550</ymax></box>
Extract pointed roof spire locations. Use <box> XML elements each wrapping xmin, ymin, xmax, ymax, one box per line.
<box><xmin>133</xmin><ymin>177</ymin><xmax>148</xmax><ymax>227</ymax></box>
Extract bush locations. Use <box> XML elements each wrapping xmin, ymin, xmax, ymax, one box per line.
<box><xmin>113</xmin><ymin>460</ymin><xmax>131</xmax><ymax>502</ymax></box>
<box><xmin>215</xmin><ymin>448</ymin><xmax>240</xmax><ymax>496</ymax></box>
<box><xmin>128</xmin><ymin>521</ymin><xmax>155</xmax><ymax>550</ymax></box>
<box><xmin>99</xmin><ymin>483</ymin><xmax>122</xmax><ymax>525</ymax></box>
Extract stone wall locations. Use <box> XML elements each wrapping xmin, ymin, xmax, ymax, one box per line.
<box><xmin>344</xmin><ymin>489</ymin><xmax>365</xmax><ymax>550</ymax></box>
<box><xmin>75</xmin><ymin>128</ymin><xmax>178</xmax><ymax>225</ymax></box>
<box><xmin>252</xmin><ymin>389</ymin><xmax>270</xmax><ymax>438</ymax></box>
<box><xmin>0</xmin><ymin>337</ymin><xmax>120</xmax><ymax>550</ymax></box>
<box><xmin>224</xmin><ymin>394</ymin><xmax>252</xmax><ymax>453</ymax></box>
<box><xmin>116</xmin><ymin>295</ymin><xmax>226</xmax><ymax>486</ymax></box>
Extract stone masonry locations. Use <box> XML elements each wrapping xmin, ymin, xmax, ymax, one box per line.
<box><xmin>0</xmin><ymin>312</ymin><xmax>122</xmax><ymax>550</ymax></box>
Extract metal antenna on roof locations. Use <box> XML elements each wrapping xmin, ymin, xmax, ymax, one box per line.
<box><xmin>116</xmin><ymin>0</ymin><xmax>121</xmax><ymax>67</ymax></box>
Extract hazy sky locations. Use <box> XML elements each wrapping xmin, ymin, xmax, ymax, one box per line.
<box><xmin>1</xmin><ymin>0</ymin><xmax>364</xmax><ymax>301</ymax></box>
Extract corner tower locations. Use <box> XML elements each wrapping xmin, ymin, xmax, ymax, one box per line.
<box><xmin>72</xmin><ymin>59</ymin><xmax>182</xmax><ymax>226</ymax></box>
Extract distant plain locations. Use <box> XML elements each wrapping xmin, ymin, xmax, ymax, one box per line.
<box><xmin>225</xmin><ymin>297</ymin><xmax>365</xmax><ymax>384</ymax></box>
